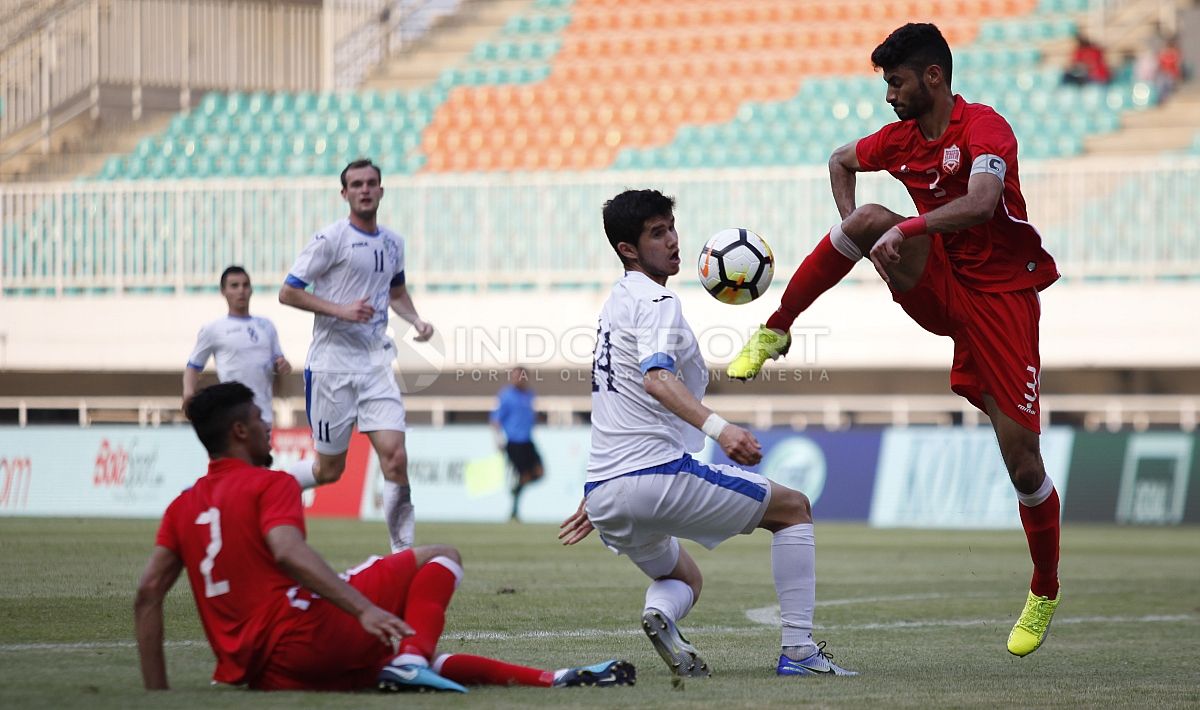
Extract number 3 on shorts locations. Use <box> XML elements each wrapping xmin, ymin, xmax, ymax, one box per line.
<box><xmin>195</xmin><ymin>507</ymin><xmax>231</xmax><ymax>598</ymax></box>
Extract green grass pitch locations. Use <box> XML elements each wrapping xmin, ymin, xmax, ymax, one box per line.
<box><xmin>1</xmin><ymin>518</ymin><xmax>1197</xmax><ymax>708</ymax></box>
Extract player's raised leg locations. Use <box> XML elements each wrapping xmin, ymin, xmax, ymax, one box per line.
<box><xmin>284</xmin><ymin>449</ymin><xmax>348</xmax><ymax>490</ymax></box>
<box><xmin>758</xmin><ymin>481</ymin><xmax>857</xmax><ymax>676</ymax></box>
<box><xmin>728</xmin><ymin>204</ymin><xmax>914</xmax><ymax>379</ymax></box>
<box><xmin>985</xmin><ymin>395</ymin><xmax>1061</xmax><ymax>657</ymax></box>
<box><xmin>286</xmin><ymin>369</ymin><xmax>355</xmax><ymax>489</ymax></box>
<box><xmin>367</xmin><ymin>429</ymin><xmax>415</xmax><ymax>552</ymax></box>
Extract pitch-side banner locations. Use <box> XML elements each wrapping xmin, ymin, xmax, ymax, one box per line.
<box><xmin>707</xmin><ymin>429</ymin><xmax>883</xmax><ymax>520</ymax></box>
<box><xmin>869</xmin><ymin>427</ymin><xmax>1075</xmax><ymax>529</ymax></box>
<box><xmin>0</xmin><ymin>427</ymin><xmax>209</xmax><ymax>517</ymax></box>
<box><xmin>357</xmin><ymin>426</ymin><xmax>591</xmax><ymax>524</ymax></box>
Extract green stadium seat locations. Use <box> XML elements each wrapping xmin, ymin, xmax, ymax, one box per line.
<box><xmin>197</xmin><ymin>93</ymin><xmax>223</xmax><ymax>116</ymax></box>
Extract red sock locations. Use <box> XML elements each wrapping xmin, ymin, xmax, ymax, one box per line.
<box><xmin>1019</xmin><ymin>488</ymin><xmax>1061</xmax><ymax>599</ymax></box>
<box><xmin>397</xmin><ymin>559</ymin><xmax>458</xmax><ymax>659</ymax></box>
<box><xmin>435</xmin><ymin>653</ymin><xmax>553</xmax><ymax>687</ymax></box>
<box><xmin>765</xmin><ymin>233</ymin><xmax>856</xmax><ymax>332</ymax></box>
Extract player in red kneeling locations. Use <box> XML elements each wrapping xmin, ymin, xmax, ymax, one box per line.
<box><xmin>727</xmin><ymin>23</ymin><xmax>1062</xmax><ymax>657</ymax></box>
<box><xmin>134</xmin><ymin>382</ymin><xmax>634</xmax><ymax>692</ymax></box>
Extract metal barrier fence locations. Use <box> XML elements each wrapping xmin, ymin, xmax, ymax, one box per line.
<box><xmin>1</xmin><ymin>394</ymin><xmax>1196</xmax><ymax>431</ymax></box>
<box><xmin>2</xmin><ymin>156</ymin><xmax>1200</xmax><ymax>295</ymax></box>
<box><xmin>0</xmin><ymin>0</ymin><xmax>455</xmax><ymax>155</ymax></box>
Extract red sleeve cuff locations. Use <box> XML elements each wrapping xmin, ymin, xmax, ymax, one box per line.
<box><xmin>895</xmin><ymin>216</ymin><xmax>928</xmax><ymax>239</ymax></box>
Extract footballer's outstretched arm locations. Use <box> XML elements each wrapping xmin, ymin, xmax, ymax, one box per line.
<box><xmin>388</xmin><ymin>283</ymin><xmax>434</xmax><ymax>341</ymax></box>
<box><xmin>643</xmin><ymin>368</ymin><xmax>762</xmax><ymax>466</ymax></box>
<box><xmin>265</xmin><ymin>525</ymin><xmax>413</xmax><ymax>646</ymax></box>
<box><xmin>829</xmin><ymin>140</ymin><xmax>863</xmax><ymax>220</ymax></box>
<box><xmin>134</xmin><ymin>546</ymin><xmax>183</xmax><ymax>690</ymax></box>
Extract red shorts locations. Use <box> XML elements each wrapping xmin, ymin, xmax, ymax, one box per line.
<box><xmin>893</xmin><ymin>236</ymin><xmax>1043</xmax><ymax>434</ymax></box>
<box><xmin>251</xmin><ymin>551</ymin><xmax>417</xmax><ymax>691</ymax></box>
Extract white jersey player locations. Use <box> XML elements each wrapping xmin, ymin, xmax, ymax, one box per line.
<box><xmin>183</xmin><ymin>266</ymin><xmax>291</xmax><ymax>430</ymax></box>
<box><xmin>559</xmin><ymin>190</ymin><xmax>856</xmax><ymax>680</ymax></box>
<box><xmin>279</xmin><ymin>159</ymin><xmax>434</xmax><ymax>552</ymax></box>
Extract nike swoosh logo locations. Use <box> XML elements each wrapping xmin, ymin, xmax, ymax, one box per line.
<box><xmin>783</xmin><ymin>661</ymin><xmax>833</xmax><ymax>675</ymax></box>
<box><xmin>389</xmin><ymin>666</ymin><xmax>419</xmax><ymax>681</ymax></box>
<box><xmin>651</xmin><ymin>295</ymin><xmax>673</xmax><ymax>302</ymax></box>
<box><xmin>595</xmin><ymin>674</ymin><xmax>615</xmax><ymax>683</ymax></box>
<box><xmin>701</xmin><ymin>251</ymin><xmax>711</xmax><ymax>277</ymax></box>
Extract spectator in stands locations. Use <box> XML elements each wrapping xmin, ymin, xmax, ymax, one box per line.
<box><xmin>136</xmin><ymin>381</ymin><xmax>635</xmax><ymax>692</ymax></box>
<box><xmin>1062</xmin><ymin>31</ymin><xmax>1111</xmax><ymax>85</ymax></box>
<box><xmin>184</xmin><ymin>266</ymin><xmax>291</xmax><ymax>444</ymax></box>
<box><xmin>490</xmin><ymin>366</ymin><xmax>545</xmax><ymax>521</ymax></box>
<box><xmin>1155</xmin><ymin>35</ymin><xmax>1184</xmax><ymax>100</ymax></box>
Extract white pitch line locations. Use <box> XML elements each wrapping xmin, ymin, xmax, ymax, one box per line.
<box><xmin>0</xmin><ymin>614</ymin><xmax>1194</xmax><ymax>652</ymax></box>
<box><xmin>748</xmin><ymin>592</ymin><xmax>1001</xmax><ymax>626</ymax></box>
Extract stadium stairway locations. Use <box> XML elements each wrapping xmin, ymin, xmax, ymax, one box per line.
<box><xmin>1084</xmin><ymin>84</ymin><xmax>1200</xmax><ymax>155</ymax></box>
<box><xmin>363</xmin><ymin>0</ymin><xmax>538</xmax><ymax>91</ymax></box>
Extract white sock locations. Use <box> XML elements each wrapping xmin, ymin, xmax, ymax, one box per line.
<box><xmin>830</xmin><ymin>223</ymin><xmax>864</xmax><ymax>261</ymax></box>
<box><xmin>644</xmin><ymin>578</ymin><xmax>694</xmax><ymax>622</ymax></box>
<box><xmin>285</xmin><ymin>460</ymin><xmax>317</xmax><ymax>490</ymax></box>
<box><xmin>772</xmin><ymin>523</ymin><xmax>817</xmax><ymax>653</ymax></box>
<box><xmin>429</xmin><ymin>555</ymin><xmax>464</xmax><ymax>587</ymax></box>
<box><xmin>391</xmin><ymin>652</ymin><xmax>427</xmax><ymax>668</ymax></box>
<box><xmin>383</xmin><ymin>481</ymin><xmax>415</xmax><ymax>552</ymax></box>
<box><xmin>1017</xmin><ymin>474</ymin><xmax>1055</xmax><ymax>507</ymax></box>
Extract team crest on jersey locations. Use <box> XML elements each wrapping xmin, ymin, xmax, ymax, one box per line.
<box><xmin>942</xmin><ymin>145</ymin><xmax>961</xmax><ymax>175</ymax></box>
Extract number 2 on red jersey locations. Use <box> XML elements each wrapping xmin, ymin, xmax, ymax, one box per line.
<box><xmin>195</xmin><ymin>507</ymin><xmax>231</xmax><ymax>598</ymax></box>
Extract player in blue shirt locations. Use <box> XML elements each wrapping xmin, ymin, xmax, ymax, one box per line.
<box><xmin>490</xmin><ymin>366</ymin><xmax>544</xmax><ymax>521</ymax></box>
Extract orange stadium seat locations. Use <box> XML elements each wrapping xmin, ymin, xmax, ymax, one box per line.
<box><xmin>418</xmin><ymin>0</ymin><xmax>1056</xmax><ymax>173</ymax></box>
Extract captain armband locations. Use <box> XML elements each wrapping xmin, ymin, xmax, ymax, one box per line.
<box><xmin>971</xmin><ymin>153</ymin><xmax>1007</xmax><ymax>182</ymax></box>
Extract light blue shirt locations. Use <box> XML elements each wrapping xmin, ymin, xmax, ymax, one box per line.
<box><xmin>491</xmin><ymin>385</ymin><xmax>536</xmax><ymax>443</ymax></box>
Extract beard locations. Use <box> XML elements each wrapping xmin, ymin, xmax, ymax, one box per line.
<box><xmin>894</xmin><ymin>80</ymin><xmax>934</xmax><ymax>120</ymax></box>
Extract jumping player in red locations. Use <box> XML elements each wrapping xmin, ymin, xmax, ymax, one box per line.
<box><xmin>727</xmin><ymin>23</ymin><xmax>1062</xmax><ymax>657</ymax></box>
<box><xmin>134</xmin><ymin>381</ymin><xmax>635</xmax><ymax>692</ymax></box>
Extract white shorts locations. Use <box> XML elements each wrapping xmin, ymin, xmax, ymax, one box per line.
<box><xmin>304</xmin><ymin>367</ymin><xmax>406</xmax><ymax>455</ymax></box>
<box><xmin>584</xmin><ymin>454</ymin><xmax>771</xmax><ymax>579</ymax></box>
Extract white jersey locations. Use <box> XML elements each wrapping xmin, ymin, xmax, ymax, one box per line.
<box><xmin>587</xmin><ymin>271</ymin><xmax>707</xmax><ymax>482</ymax></box>
<box><xmin>187</xmin><ymin>315</ymin><xmax>283</xmax><ymax>425</ymax></box>
<box><xmin>286</xmin><ymin>218</ymin><xmax>405</xmax><ymax>373</ymax></box>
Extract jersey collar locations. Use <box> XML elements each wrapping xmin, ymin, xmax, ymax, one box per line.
<box><xmin>950</xmin><ymin>94</ymin><xmax>966</xmax><ymax>123</ymax></box>
<box><xmin>206</xmin><ymin>457</ymin><xmax>250</xmax><ymax>476</ymax></box>
<box><xmin>347</xmin><ymin>219</ymin><xmax>381</xmax><ymax>238</ymax></box>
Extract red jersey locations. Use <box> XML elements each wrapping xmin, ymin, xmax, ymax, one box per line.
<box><xmin>856</xmin><ymin>95</ymin><xmax>1059</xmax><ymax>293</ymax></box>
<box><xmin>156</xmin><ymin>458</ymin><xmax>306</xmax><ymax>685</ymax></box>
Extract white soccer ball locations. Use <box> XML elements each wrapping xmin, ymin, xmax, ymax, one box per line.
<box><xmin>697</xmin><ymin>228</ymin><xmax>775</xmax><ymax>304</ymax></box>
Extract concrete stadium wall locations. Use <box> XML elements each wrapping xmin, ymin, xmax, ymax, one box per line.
<box><xmin>0</xmin><ymin>279</ymin><xmax>1196</xmax><ymax>373</ymax></box>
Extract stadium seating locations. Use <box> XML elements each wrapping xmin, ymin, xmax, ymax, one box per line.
<box><xmin>91</xmin><ymin>0</ymin><xmax>1159</xmax><ymax>179</ymax></box>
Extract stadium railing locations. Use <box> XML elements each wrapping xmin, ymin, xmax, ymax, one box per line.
<box><xmin>1</xmin><ymin>393</ymin><xmax>1195</xmax><ymax>431</ymax></box>
<box><xmin>0</xmin><ymin>0</ymin><xmax>459</xmax><ymax>161</ymax></box>
<box><xmin>3</xmin><ymin>156</ymin><xmax>1200</xmax><ymax>296</ymax></box>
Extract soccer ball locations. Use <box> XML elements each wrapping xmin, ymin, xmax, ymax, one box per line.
<box><xmin>697</xmin><ymin>228</ymin><xmax>775</xmax><ymax>304</ymax></box>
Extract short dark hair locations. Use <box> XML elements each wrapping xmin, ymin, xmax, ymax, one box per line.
<box><xmin>340</xmin><ymin>158</ymin><xmax>382</xmax><ymax>189</ymax></box>
<box><xmin>602</xmin><ymin>190</ymin><xmax>676</xmax><ymax>264</ymax></box>
<box><xmin>186</xmin><ymin>382</ymin><xmax>257</xmax><ymax>457</ymax></box>
<box><xmin>871</xmin><ymin>23</ymin><xmax>953</xmax><ymax>88</ymax></box>
<box><xmin>219</xmin><ymin>265</ymin><xmax>249</xmax><ymax>290</ymax></box>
